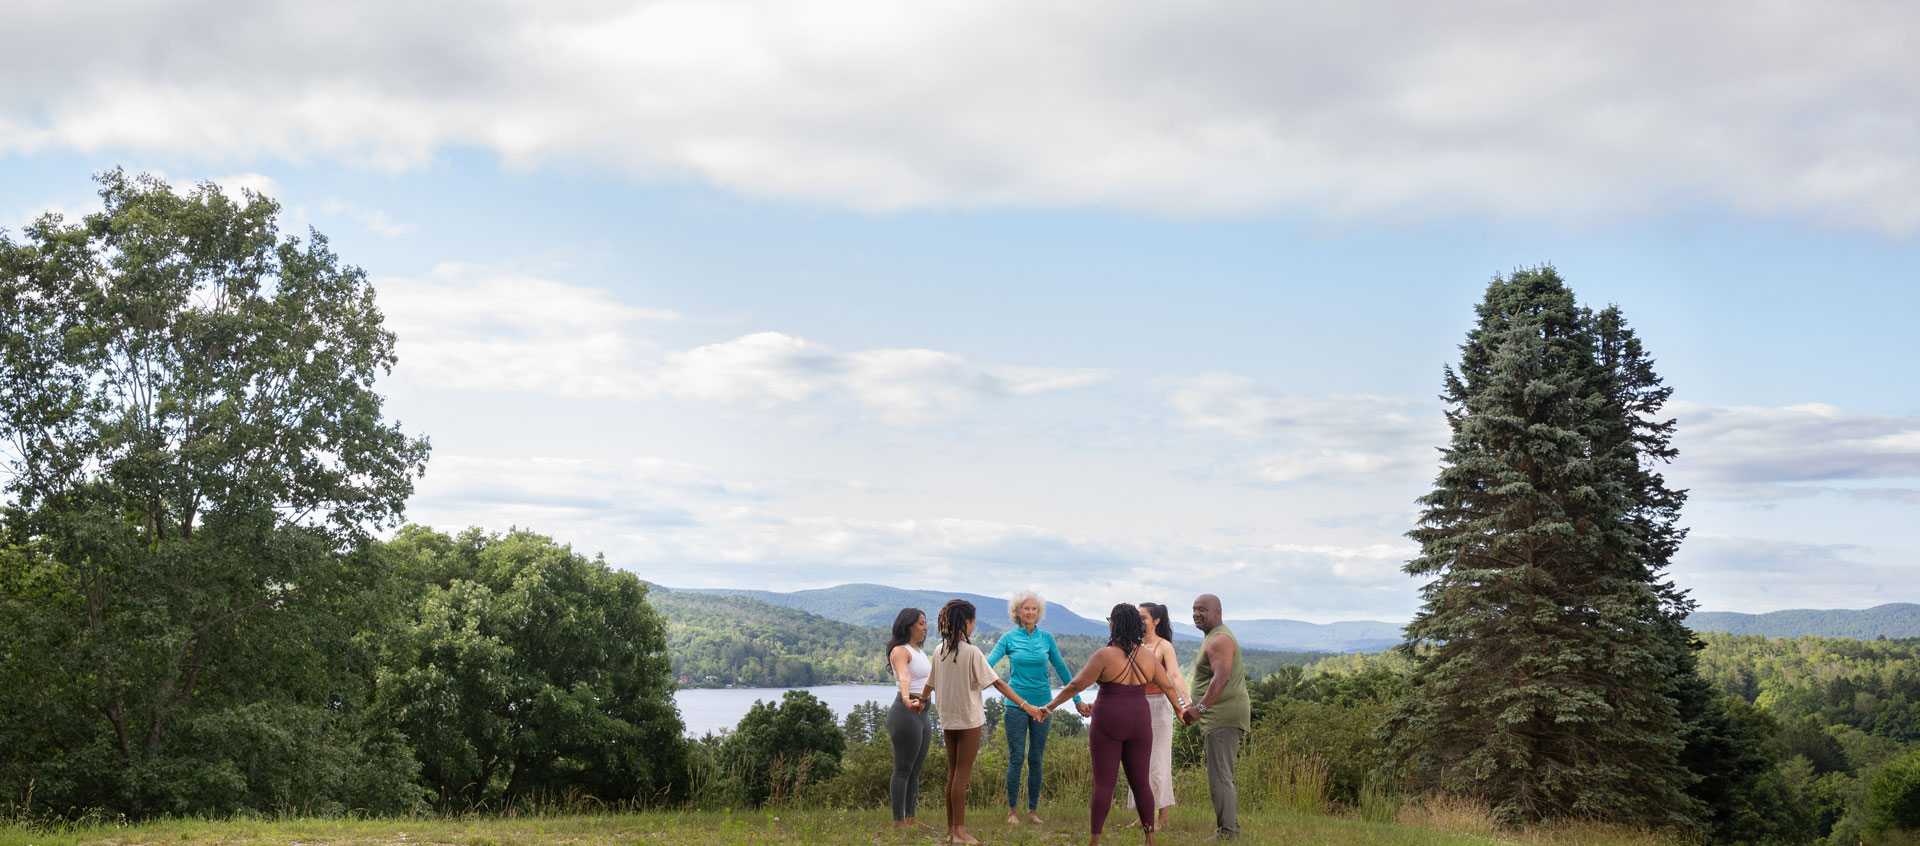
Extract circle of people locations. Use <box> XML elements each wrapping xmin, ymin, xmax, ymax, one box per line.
<box><xmin>883</xmin><ymin>593</ymin><xmax>1250</xmax><ymax>845</ymax></box>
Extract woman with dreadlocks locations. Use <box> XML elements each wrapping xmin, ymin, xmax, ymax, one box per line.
<box><xmin>930</xmin><ymin>599</ymin><xmax>1048</xmax><ymax>845</ymax></box>
<box><xmin>1041</xmin><ymin>603</ymin><xmax>1183</xmax><ymax>845</ymax></box>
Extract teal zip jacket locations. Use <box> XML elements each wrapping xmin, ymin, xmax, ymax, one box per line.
<box><xmin>985</xmin><ymin>626</ymin><xmax>1084</xmax><ymax>707</ymax></box>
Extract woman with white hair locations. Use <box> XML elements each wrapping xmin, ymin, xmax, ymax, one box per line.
<box><xmin>984</xmin><ymin>590</ymin><xmax>1089</xmax><ymax>824</ymax></box>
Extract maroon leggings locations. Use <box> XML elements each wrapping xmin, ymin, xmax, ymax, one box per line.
<box><xmin>1090</xmin><ymin>681</ymin><xmax>1155</xmax><ymax>833</ymax></box>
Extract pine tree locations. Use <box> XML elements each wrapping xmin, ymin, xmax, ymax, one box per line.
<box><xmin>1380</xmin><ymin>267</ymin><xmax>1701</xmax><ymax>827</ymax></box>
<box><xmin>1594</xmin><ymin>307</ymin><xmax>1787</xmax><ymax>839</ymax></box>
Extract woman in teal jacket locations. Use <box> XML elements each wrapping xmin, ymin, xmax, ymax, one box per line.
<box><xmin>986</xmin><ymin>591</ymin><xmax>1091</xmax><ymax>824</ymax></box>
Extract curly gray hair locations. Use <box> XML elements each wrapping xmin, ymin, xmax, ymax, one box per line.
<box><xmin>1007</xmin><ymin>590</ymin><xmax>1046</xmax><ymax>625</ymax></box>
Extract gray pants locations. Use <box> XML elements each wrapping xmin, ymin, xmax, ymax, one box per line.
<box><xmin>887</xmin><ymin>694</ymin><xmax>933</xmax><ymax>820</ymax></box>
<box><xmin>1203</xmin><ymin>726</ymin><xmax>1243</xmax><ymax>838</ymax></box>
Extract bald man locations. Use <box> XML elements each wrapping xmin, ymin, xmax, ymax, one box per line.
<box><xmin>1181</xmin><ymin>594</ymin><xmax>1249</xmax><ymax>840</ymax></box>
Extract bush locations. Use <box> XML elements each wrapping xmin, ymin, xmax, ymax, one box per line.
<box><xmin>720</xmin><ymin>690</ymin><xmax>844</xmax><ymax>807</ymax></box>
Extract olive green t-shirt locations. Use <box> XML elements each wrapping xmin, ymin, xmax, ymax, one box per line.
<box><xmin>1189</xmin><ymin>624</ymin><xmax>1251</xmax><ymax>733</ymax></box>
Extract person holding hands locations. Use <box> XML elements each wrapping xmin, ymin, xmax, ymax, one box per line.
<box><xmin>1181</xmin><ymin>594</ymin><xmax>1250</xmax><ymax>841</ymax></box>
<box><xmin>1041</xmin><ymin>603</ymin><xmax>1183</xmax><ymax>845</ymax></box>
<box><xmin>985</xmin><ymin>591</ymin><xmax>1089</xmax><ymax>824</ymax></box>
<box><xmin>1125</xmin><ymin>602</ymin><xmax>1188</xmax><ymax>831</ymax></box>
<box><xmin>931</xmin><ymin>599</ymin><xmax>1048</xmax><ymax>846</ymax></box>
<box><xmin>884</xmin><ymin>607</ymin><xmax>936</xmax><ymax>832</ymax></box>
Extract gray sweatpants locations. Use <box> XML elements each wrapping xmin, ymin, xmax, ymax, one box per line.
<box><xmin>1203</xmin><ymin>726</ymin><xmax>1243</xmax><ymax>838</ymax></box>
<box><xmin>887</xmin><ymin>694</ymin><xmax>933</xmax><ymax>820</ymax></box>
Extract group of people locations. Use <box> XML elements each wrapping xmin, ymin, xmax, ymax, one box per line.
<box><xmin>883</xmin><ymin>593</ymin><xmax>1249</xmax><ymax>845</ymax></box>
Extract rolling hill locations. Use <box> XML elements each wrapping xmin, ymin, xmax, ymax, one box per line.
<box><xmin>1685</xmin><ymin>603</ymin><xmax>1920</xmax><ymax>639</ymax></box>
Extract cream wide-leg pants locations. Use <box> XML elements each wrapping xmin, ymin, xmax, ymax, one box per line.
<box><xmin>1125</xmin><ymin>694</ymin><xmax>1176</xmax><ymax>810</ymax></box>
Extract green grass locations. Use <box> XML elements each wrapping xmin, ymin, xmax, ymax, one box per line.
<box><xmin>0</xmin><ymin>804</ymin><xmax>1675</xmax><ymax>846</ymax></box>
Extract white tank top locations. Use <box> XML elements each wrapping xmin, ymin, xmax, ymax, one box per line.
<box><xmin>903</xmin><ymin>645</ymin><xmax>931</xmax><ymax>696</ymax></box>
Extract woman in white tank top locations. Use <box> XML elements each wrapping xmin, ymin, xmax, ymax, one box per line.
<box><xmin>885</xmin><ymin>608</ymin><xmax>936</xmax><ymax>831</ymax></box>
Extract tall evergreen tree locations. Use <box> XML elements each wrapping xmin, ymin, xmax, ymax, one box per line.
<box><xmin>1380</xmin><ymin>268</ymin><xmax>1701</xmax><ymax>827</ymax></box>
<box><xmin>1593</xmin><ymin>306</ymin><xmax>1783</xmax><ymax>838</ymax></box>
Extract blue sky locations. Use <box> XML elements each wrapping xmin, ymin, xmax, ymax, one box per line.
<box><xmin>4</xmin><ymin>0</ymin><xmax>1917</xmax><ymax>623</ymax></box>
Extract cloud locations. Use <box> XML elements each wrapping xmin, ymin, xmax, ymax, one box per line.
<box><xmin>1672</xmin><ymin>401</ymin><xmax>1920</xmax><ymax>501</ymax></box>
<box><xmin>402</xmin><ymin>451</ymin><xmax>1426</xmax><ymax>621</ymax></box>
<box><xmin>321</xmin><ymin>198</ymin><xmax>415</xmax><ymax>237</ymax></box>
<box><xmin>378</xmin><ymin>265</ymin><xmax>1105</xmax><ymax>420</ymax></box>
<box><xmin>377</xmin><ymin>263</ymin><xmax>680</xmax><ymax>398</ymax></box>
<box><xmin>212</xmin><ymin>172</ymin><xmax>282</xmax><ymax>205</ymax></box>
<box><xmin>1674</xmin><ymin>535</ymin><xmax>1917</xmax><ymax>612</ymax></box>
<box><xmin>4</xmin><ymin>2</ymin><xmax>1918</xmax><ymax>230</ymax></box>
<box><xmin>1172</xmin><ymin>373</ymin><xmax>1443</xmax><ymax>484</ymax></box>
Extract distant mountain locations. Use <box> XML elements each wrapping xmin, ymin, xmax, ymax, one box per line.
<box><xmin>666</xmin><ymin>582</ymin><xmax>1403</xmax><ymax>652</ymax></box>
<box><xmin>1686</xmin><ymin>603</ymin><xmax>1920</xmax><ymax>639</ymax></box>
<box><xmin>646</xmin><ymin>584</ymin><xmax>1341</xmax><ymax>686</ymax></box>
<box><xmin>1170</xmin><ymin>619</ymin><xmax>1404</xmax><ymax>654</ymax></box>
<box><xmin>674</xmin><ymin>582</ymin><xmax>1118</xmax><ymax>639</ymax></box>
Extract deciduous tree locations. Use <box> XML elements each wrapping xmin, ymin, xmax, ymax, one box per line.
<box><xmin>0</xmin><ymin>171</ymin><xmax>429</xmax><ymax>815</ymax></box>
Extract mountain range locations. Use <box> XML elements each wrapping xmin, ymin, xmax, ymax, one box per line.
<box><xmin>672</xmin><ymin>582</ymin><xmax>1405</xmax><ymax>652</ymax></box>
<box><xmin>1684</xmin><ymin>603</ymin><xmax>1920</xmax><ymax>639</ymax></box>
<box><xmin>663</xmin><ymin>584</ymin><xmax>1920</xmax><ymax>651</ymax></box>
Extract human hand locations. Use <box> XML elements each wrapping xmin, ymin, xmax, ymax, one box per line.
<box><xmin>1024</xmin><ymin>704</ymin><xmax>1049</xmax><ymax>722</ymax></box>
<box><xmin>1180</xmin><ymin>706</ymin><xmax>1198</xmax><ymax>725</ymax></box>
<box><xmin>907</xmin><ymin>696</ymin><xmax>925</xmax><ymax>713</ymax></box>
<box><xmin>1075</xmin><ymin>702</ymin><xmax>1094</xmax><ymax>718</ymax></box>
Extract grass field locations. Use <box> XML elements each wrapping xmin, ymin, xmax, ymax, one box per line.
<box><xmin>0</xmin><ymin>803</ymin><xmax>1678</xmax><ymax>846</ymax></box>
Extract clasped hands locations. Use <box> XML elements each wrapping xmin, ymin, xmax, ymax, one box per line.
<box><xmin>1019</xmin><ymin>701</ymin><xmax>1093</xmax><ymax>721</ymax></box>
<box><xmin>1177</xmin><ymin>705</ymin><xmax>1201</xmax><ymax>725</ymax></box>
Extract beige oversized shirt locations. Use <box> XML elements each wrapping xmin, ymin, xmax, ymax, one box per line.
<box><xmin>929</xmin><ymin>640</ymin><xmax>1000</xmax><ymax>730</ymax></box>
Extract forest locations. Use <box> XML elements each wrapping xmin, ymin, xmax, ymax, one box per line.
<box><xmin>4</xmin><ymin>176</ymin><xmax>1918</xmax><ymax>844</ymax></box>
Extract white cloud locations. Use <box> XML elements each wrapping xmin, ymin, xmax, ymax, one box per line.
<box><xmin>4</xmin><ymin>1</ymin><xmax>1918</xmax><ymax>230</ymax></box>
<box><xmin>1673</xmin><ymin>401</ymin><xmax>1920</xmax><ymax>499</ymax></box>
<box><xmin>408</xmin><ymin>453</ymin><xmax>1427</xmax><ymax>621</ymax></box>
<box><xmin>1674</xmin><ymin>535</ymin><xmax>1918</xmax><ymax>613</ymax></box>
<box><xmin>1172</xmin><ymin>373</ymin><xmax>1443</xmax><ymax>484</ymax></box>
<box><xmin>212</xmin><ymin>172</ymin><xmax>282</xmax><ymax>205</ymax></box>
<box><xmin>321</xmin><ymin>198</ymin><xmax>415</xmax><ymax>237</ymax></box>
<box><xmin>378</xmin><ymin>266</ymin><xmax>1106</xmax><ymax>420</ymax></box>
<box><xmin>378</xmin><ymin>263</ymin><xmax>679</xmax><ymax>398</ymax></box>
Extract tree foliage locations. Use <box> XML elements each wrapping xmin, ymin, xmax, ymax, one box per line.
<box><xmin>1866</xmin><ymin>748</ymin><xmax>1920</xmax><ymax>836</ymax></box>
<box><xmin>0</xmin><ymin>170</ymin><xmax>430</xmax><ymax>816</ymax></box>
<box><xmin>1381</xmin><ymin>268</ymin><xmax>1700</xmax><ymax>827</ymax></box>
<box><xmin>373</xmin><ymin>526</ymin><xmax>687</xmax><ymax>807</ymax></box>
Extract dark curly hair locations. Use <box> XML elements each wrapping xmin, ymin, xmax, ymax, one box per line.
<box><xmin>1107</xmin><ymin>602</ymin><xmax>1145</xmax><ymax>657</ymax></box>
<box><xmin>884</xmin><ymin>607</ymin><xmax>924</xmax><ymax>672</ymax></box>
<box><xmin>1140</xmin><ymin>602</ymin><xmax>1173</xmax><ymax>641</ymax></box>
<box><xmin>936</xmin><ymin>599</ymin><xmax>976</xmax><ymax>662</ymax></box>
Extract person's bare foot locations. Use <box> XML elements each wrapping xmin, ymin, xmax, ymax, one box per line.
<box><xmin>948</xmin><ymin>826</ymin><xmax>981</xmax><ymax>845</ymax></box>
<box><xmin>892</xmin><ymin>819</ymin><xmax>909</xmax><ymax>830</ymax></box>
<box><xmin>1026</xmin><ymin>810</ymin><xmax>1044</xmax><ymax>824</ymax></box>
<box><xmin>1006</xmin><ymin>809</ymin><xmax>1021</xmax><ymax>825</ymax></box>
<box><xmin>911</xmin><ymin>818</ymin><xmax>938</xmax><ymax>831</ymax></box>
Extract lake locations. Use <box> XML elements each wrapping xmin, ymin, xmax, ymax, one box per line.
<box><xmin>674</xmin><ymin>684</ymin><xmax>1101</xmax><ymax>737</ymax></box>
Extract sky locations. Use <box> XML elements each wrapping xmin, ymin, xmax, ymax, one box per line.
<box><xmin>3</xmin><ymin>0</ymin><xmax>1917</xmax><ymax>624</ymax></box>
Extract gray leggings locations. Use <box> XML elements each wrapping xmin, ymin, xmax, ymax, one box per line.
<box><xmin>887</xmin><ymin>694</ymin><xmax>933</xmax><ymax>820</ymax></box>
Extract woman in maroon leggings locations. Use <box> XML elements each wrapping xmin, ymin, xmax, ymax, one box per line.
<box><xmin>1042</xmin><ymin>604</ymin><xmax>1184</xmax><ymax>845</ymax></box>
